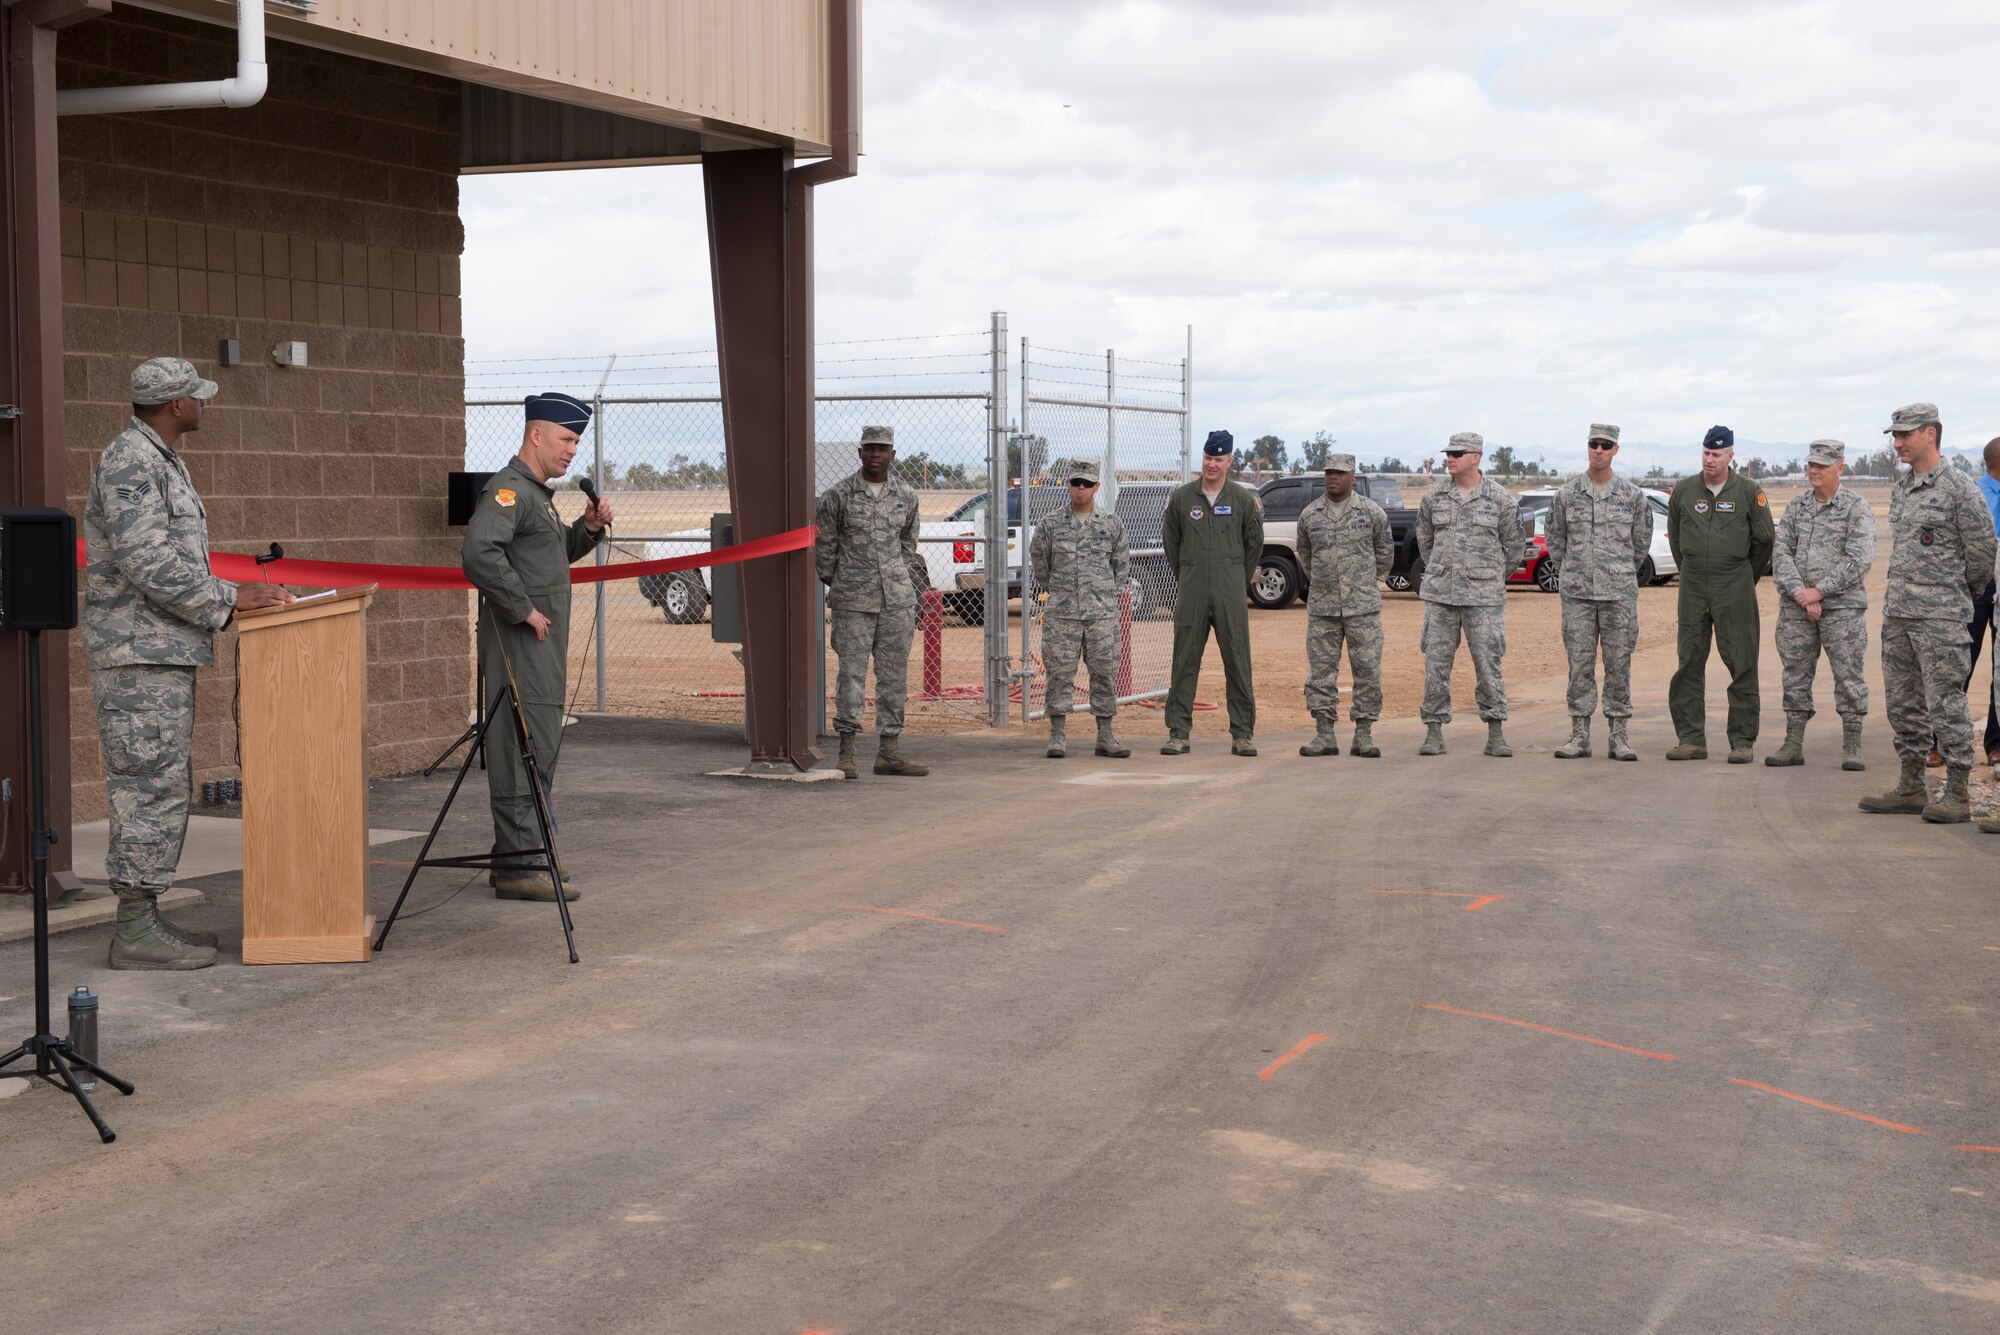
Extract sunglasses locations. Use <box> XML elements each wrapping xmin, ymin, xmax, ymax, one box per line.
<box><xmin>1587</xmin><ymin>442</ymin><xmax>1617</xmax><ymax>451</ymax></box>
<box><xmin>1443</xmin><ymin>450</ymin><xmax>1472</xmax><ymax>459</ymax></box>
<box><xmin>1068</xmin><ymin>478</ymin><xmax>1097</xmax><ymax>488</ymax></box>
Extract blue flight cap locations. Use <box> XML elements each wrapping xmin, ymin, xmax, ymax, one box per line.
<box><xmin>1203</xmin><ymin>430</ymin><xmax>1235</xmax><ymax>456</ymax></box>
<box><xmin>1701</xmin><ymin>424</ymin><xmax>1734</xmax><ymax>451</ymax></box>
<box><xmin>525</xmin><ymin>392</ymin><xmax>592</xmax><ymax>432</ymax></box>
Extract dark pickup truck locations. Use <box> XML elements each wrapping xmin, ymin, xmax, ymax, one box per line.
<box><xmin>1251</xmin><ymin>474</ymin><xmax>1426</xmax><ymax>608</ymax></box>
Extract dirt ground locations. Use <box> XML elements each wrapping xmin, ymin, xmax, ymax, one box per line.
<box><xmin>558</xmin><ymin>481</ymin><xmax>1931</xmax><ymax>744</ymax></box>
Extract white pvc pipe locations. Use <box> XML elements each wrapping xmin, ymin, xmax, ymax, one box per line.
<box><xmin>58</xmin><ymin>1</ymin><xmax>267</xmax><ymax>116</ymax></box>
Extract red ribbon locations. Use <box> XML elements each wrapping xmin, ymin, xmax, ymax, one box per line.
<box><xmin>77</xmin><ymin>525</ymin><xmax>818</xmax><ymax>592</ymax></box>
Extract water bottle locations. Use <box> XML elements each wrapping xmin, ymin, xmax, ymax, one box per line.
<box><xmin>65</xmin><ymin>985</ymin><xmax>99</xmax><ymax>1092</ymax></box>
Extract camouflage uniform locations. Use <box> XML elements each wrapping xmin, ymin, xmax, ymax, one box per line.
<box><xmin>1416</xmin><ymin>475</ymin><xmax>1524</xmax><ymax>723</ymax></box>
<box><xmin>1545</xmin><ymin>472</ymin><xmax>1652</xmax><ymax>720</ymax></box>
<box><xmin>1772</xmin><ymin>485</ymin><xmax>1876</xmax><ymax>723</ymax></box>
<box><xmin>1881</xmin><ymin>460</ymin><xmax>1997</xmax><ymax>770</ymax></box>
<box><xmin>816</xmin><ymin>468</ymin><xmax>924</xmax><ymax>735</ymax></box>
<box><xmin>1031</xmin><ymin>503</ymin><xmax>1131</xmax><ymax>718</ymax></box>
<box><xmin>83</xmin><ymin>408</ymin><xmax>238</xmax><ymax>899</ymax></box>
<box><xmin>1295</xmin><ymin>490</ymin><xmax>1393</xmax><ymax>721</ymax></box>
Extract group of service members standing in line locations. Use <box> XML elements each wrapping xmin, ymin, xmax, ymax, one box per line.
<box><xmin>76</xmin><ymin>362</ymin><xmax>1996</xmax><ymax>977</ymax></box>
<box><xmin>816</xmin><ymin>406</ymin><xmax>1999</xmax><ymax>833</ymax></box>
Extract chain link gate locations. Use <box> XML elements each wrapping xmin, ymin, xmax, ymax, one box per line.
<box><xmin>1015</xmin><ymin>335</ymin><xmax>1193</xmax><ymax>723</ymax></box>
<box><xmin>464</xmin><ymin>315</ymin><xmax>1190</xmax><ymax>735</ymax></box>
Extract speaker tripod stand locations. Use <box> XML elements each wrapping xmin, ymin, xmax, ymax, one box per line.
<box><xmin>421</xmin><ymin>655</ymin><xmax>487</xmax><ymax>777</ymax></box>
<box><xmin>0</xmin><ymin>630</ymin><xmax>134</xmax><ymax>1141</ymax></box>
<box><xmin>373</xmin><ymin>677</ymin><xmax>578</xmax><ymax>963</ymax></box>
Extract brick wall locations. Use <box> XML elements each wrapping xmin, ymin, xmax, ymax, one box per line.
<box><xmin>57</xmin><ymin>8</ymin><xmax>472</xmax><ymax>821</ymax></box>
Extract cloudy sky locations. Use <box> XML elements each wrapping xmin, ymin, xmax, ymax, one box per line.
<box><xmin>463</xmin><ymin>0</ymin><xmax>2000</xmax><ymax>473</ymax></box>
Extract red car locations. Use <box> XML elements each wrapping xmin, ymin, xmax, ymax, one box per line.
<box><xmin>1509</xmin><ymin>494</ymin><xmax>1559</xmax><ymax>592</ymax></box>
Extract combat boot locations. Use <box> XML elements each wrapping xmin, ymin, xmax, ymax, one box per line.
<box><xmin>1349</xmin><ymin>721</ymin><xmax>1381</xmax><ymax>758</ymax></box>
<box><xmin>1666</xmin><ymin>740</ymin><xmax>1707</xmax><ymax>761</ymax></box>
<box><xmin>1765</xmin><ymin>719</ymin><xmax>1806</xmax><ymax>767</ymax></box>
<box><xmin>1607</xmin><ymin>718</ymin><xmax>1637</xmax><ymax>762</ymax></box>
<box><xmin>494</xmin><ymin>868</ymin><xmax>580</xmax><ymax>901</ymax></box>
<box><xmin>151</xmin><ymin>895</ymin><xmax>219</xmax><ymax>948</ymax></box>
<box><xmin>1858</xmin><ymin>757</ymin><xmax>1929</xmax><ymax>814</ymax></box>
<box><xmin>1978</xmin><ymin>812</ymin><xmax>2000</xmax><ymax>835</ymax></box>
<box><xmin>1231</xmin><ymin>736</ymin><xmax>1259</xmax><ymax>757</ymax></box>
<box><xmin>1161</xmin><ymin>733</ymin><xmax>1190</xmax><ymax>755</ymax></box>
<box><xmin>1046</xmin><ymin>715</ymin><xmax>1067</xmax><ymax>759</ymax></box>
<box><xmin>874</xmin><ymin>734</ymin><xmax>930</xmax><ymax>777</ymax></box>
<box><xmin>1922</xmin><ymin>766</ymin><xmax>1972</xmax><ymax>824</ymax></box>
<box><xmin>1095</xmin><ymin>718</ymin><xmax>1130</xmax><ymax>758</ymax></box>
<box><xmin>1299</xmin><ymin>712</ymin><xmax>1340</xmax><ymax>757</ymax></box>
<box><xmin>835</xmin><ymin>730</ymin><xmax>858</xmax><ymax>779</ymax></box>
<box><xmin>1418</xmin><ymin>723</ymin><xmax>1446</xmax><ymax>756</ymax></box>
<box><xmin>1554</xmin><ymin>717</ymin><xmax>1590</xmax><ymax>759</ymax></box>
<box><xmin>107</xmin><ymin>894</ymin><xmax>217</xmax><ymax>971</ymax></box>
<box><xmin>1840</xmin><ymin>718</ymin><xmax>1865</xmax><ymax>771</ymax></box>
<box><xmin>1483</xmin><ymin>720</ymin><xmax>1512</xmax><ymax>758</ymax></box>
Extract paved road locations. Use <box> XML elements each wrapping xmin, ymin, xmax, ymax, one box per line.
<box><xmin>3</xmin><ymin>685</ymin><xmax>1996</xmax><ymax>1333</ymax></box>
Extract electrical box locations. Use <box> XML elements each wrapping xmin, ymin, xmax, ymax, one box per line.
<box><xmin>217</xmin><ymin>338</ymin><xmax>241</xmax><ymax>366</ymax></box>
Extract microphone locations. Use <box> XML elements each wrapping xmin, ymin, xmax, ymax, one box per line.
<box><xmin>578</xmin><ymin>477</ymin><xmax>610</xmax><ymax>533</ymax></box>
<box><xmin>254</xmin><ymin>542</ymin><xmax>284</xmax><ymax>583</ymax></box>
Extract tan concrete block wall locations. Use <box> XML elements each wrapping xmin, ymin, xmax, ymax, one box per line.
<box><xmin>58</xmin><ymin>9</ymin><xmax>472</xmax><ymax>822</ymax></box>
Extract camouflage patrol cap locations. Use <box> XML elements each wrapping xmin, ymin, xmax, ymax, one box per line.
<box><xmin>1807</xmin><ymin>439</ymin><xmax>1845</xmax><ymax>465</ymax></box>
<box><xmin>1884</xmin><ymin>402</ymin><xmax>1940</xmax><ymax>434</ymax></box>
<box><xmin>1446</xmin><ymin>432</ymin><xmax>1483</xmax><ymax>453</ymax></box>
<box><xmin>1324</xmin><ymin>452</ymin><xmax>1357</xmax><ymax>473</ymax></box>
<box><xmin>1587</xmin><ymin>424</ymin><xmax>1620</xmax><ymax>444</ymax></box>
<box><xmin>859</xmin><ymin>425</ymin><xmax>894</xmax><ymax>446</ymax></box>
<box><xmin>130</xmin><ymin>356</ymin><xmax>218</xmax><ymax>406</ymax></box>
<box><xmin>1066</xmin><ymin>460</ymin><xmax>1100</xmax><ymax>483</ymax></box>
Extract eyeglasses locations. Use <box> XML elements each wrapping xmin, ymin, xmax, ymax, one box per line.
<box><xmin>1587</xmin><ymin>442</ymin><xmax>1617</xmax><ymax>451</ymax></box>
<box><xmin>1068</xmin><ymin>479</ymin><xmax>1097</xmax><ymax>488</ymax></box>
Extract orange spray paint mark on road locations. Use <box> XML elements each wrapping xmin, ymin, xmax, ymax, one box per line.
<box><xmin>1956</xmin><ymin>1145</ymin><xmax>2000</xmax><ymax>1153</ymax></box>
<box><xmin>1422</xmin><ymin>1004</ymin><xmax>1679</xmax><ymax>1061</ymax></box>
<box><xmin>1729</xmin><ymin>1079</ymin><xmax>1927</xmax><ymax>1135</ymax></box>
<box><xmin>1368</xmin><ymin>889</ymin><xmax>1505</xmax><ymax>911</ymax></box>
<box><xmin>836</xmin><ymin>905</ymin><xmax>1007</xmax><ymax>934</ymax></box>
<box><xmin>1259</xmin><ymin>1033</ymin><xmax>1327</xmax><ymax>1081</ymax></box>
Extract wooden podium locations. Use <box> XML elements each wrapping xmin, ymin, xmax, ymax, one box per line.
<box><xmin>233</xmin><ymin>584</ymin><xmax>378</xmax><ymax>964</ymax></box>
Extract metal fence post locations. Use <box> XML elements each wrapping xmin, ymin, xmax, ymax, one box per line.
<box><xmin>591</xmin><ymin>355</ymin><xmax>616</xmax><ymax>712</ymax></box>
<box><xmin>1181</xmin><ymin>325</ymin><xmax>1192</xmax><ymax>482</ymax></box>
<box><xmin>1104</xmin><ymin>348</ymin><xmax>1118</xmax><ymax>512</ymax></box>
<box><xmin>986</xmin><ymin>311</ymin><xmax>1009</xmax><ymax>726</ymax></box>
<box><xmin>1017</xmin><ymin>335</ymin><xmax>1033</xmax><ymax>725</ymax></box>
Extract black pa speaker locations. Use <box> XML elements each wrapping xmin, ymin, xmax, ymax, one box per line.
<box><xmin>447</xmin><ymin>471</ymin><xmax>495</xmax><ymax>527</ymax></box>
<box><xmin>0</xmin><ymin>507</ymin><xmax>79</xmax><ymax>631</ymax></box>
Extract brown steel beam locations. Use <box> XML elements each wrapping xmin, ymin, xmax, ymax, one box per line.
<box><xmin>0</xmin><ymin>9</ymin><xmax>83</xmax><ymax>896</ymax></box>
<box><xmin>704</xmin><ymin>147</ymin><xmax>818</xmax><ymax>769</ymax></box>
<box><xmin>698</xmin><ymin>0</ymin><xmax>857</xmax><ymax>771</ymax></box>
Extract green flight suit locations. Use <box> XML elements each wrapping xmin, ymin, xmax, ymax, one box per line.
<box><xmin>1666</xmin><ymin>469</ymin><xmax>1774</xmax><ymax>749</ymax></box>
<box><xmin>1162</xmin><ymin>477</ymin><xmax>1263</xmax><ymax>738</ymax></box>
<box><xmin>462</xmin><ymin>458</ymin><xmax>603</xmax><ymax>867</ymax></box>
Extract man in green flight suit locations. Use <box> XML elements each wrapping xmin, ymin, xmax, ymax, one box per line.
<box><xmin>462</xmin><ymin>392</ymin><xmax>612</xmax><ymax>901</ymax></box>
<box><xmin>1160</xmin><ymin>430</ymin><xmax>1263</xmax><ymax>755</ymax></box>
<box><xmin>1666</xmin><ymin>424</ymin><xmax>1774</xmax><ymax>763</ymax></box>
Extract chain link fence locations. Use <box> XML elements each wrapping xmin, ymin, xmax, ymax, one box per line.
<box><xmin>1016</xmin><ymin>342</ymin><xmax>1191</xmax><ymax>722</ymax></box>
<box><xmin>464</xmin><ymin>316</ymin><xmax>1192</xmax><ymax>734</ymax></box>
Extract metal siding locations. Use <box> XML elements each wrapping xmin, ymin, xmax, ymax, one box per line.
<box><xmin>129</xmin><ymin>0</ymin><xmax>830</xmax><ymax>147</ymax></box>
